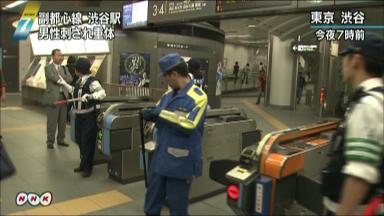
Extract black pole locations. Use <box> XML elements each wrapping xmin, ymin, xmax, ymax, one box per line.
<box><xmin>139</xmin><ymin>112</ymin><xmax>148</xmax><ymax>188</ymax></box>
<box><xmin>95</xmin><ymin>99</ymin><xmax>149</xmax><ymax>103</ymax></box>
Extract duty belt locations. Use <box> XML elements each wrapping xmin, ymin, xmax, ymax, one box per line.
<box><xmin>74</xmin><ymin>104</ymin><xmax>100</xmax><ymax>114</ymax></box>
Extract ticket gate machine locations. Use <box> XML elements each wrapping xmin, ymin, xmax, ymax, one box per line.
<box><xmin>211</xmin><ymin>121</ymin><xmax>338</xmax><ymax>215</ymax></box>
<box><xmin>100</xmin><ymin>102</ymin><xmax>155</xmax><ymax>183</ymax></box>
<box><xmin>190</xmin><ymin>108</ymin><xmax>261</xmax><ymax>201</ymax></box>
<box><xmin>70</xmin><ymin>96</ymin><xmax>151</xmax><ymax>166</ymax></box>
<box><xmin>226</xmin><ymin>145</ymin><xmax>260</xmax><ymax>215</ymax></box>
<box><xmin>143</xmin><ymin>107</ymin><xmax>262</xmax><ymax>202</ymax></box>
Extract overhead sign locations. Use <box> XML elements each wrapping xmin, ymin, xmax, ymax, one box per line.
<box><xmin>143</xmin><ymin>1</ymin><xmax>382</xmax><ymax>26</ymax></box>
<box><xmin>291</xmin><ymin>42</ymin><xmax>318</xmax><ymax>53</ymax></box>
<box><xmin>122</xmin><ymin>1</ymin><xmax>148</xmax><ymax>29</ymax></box>
<box><xmin>157</xmin><ymin>41</ymin><xmax>211</xmax><ymax>52</ymax></box>
<box><xmin>147</xmin><ymin>0</ymin><xmax>215</xmax><ymax>24</ymax></box>
<box><xmin>216</xmin><ymin>0</ymin><xmax>294</xmax><ymax>12</ymax></box>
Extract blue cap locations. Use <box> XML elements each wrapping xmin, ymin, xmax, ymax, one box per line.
<box><xmin>158</xmin><ymin>53</ymin><xmax>185</xmax><ymax>75</ymax></box>
<box><xmin>339</xmin><ymin>32</ymin><xmax>384</xmax><ymax>65</ymax></box>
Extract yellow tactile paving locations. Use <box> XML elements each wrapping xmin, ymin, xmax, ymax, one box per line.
<box><xmin>87</xmin><ymin>190</ymin><xmax>133</xmax><ymax>208</ymax></box>
<box><xmin>8</xmin><ymin>190</ymin><xmax>132</xmax><ymax>216</ymax></box>
<box><xmin>7</xmin><ymin>211</ymin><xmax>27</xmax><ymax>215</ymax></box>
<box><xmin>54</xmin><ymin>197</ymin><xmax>102</xmax><ymax>215</ymax></box>
<box><xmin>24</xmin><ymin>206</ymin><xmax>61</xmax><ymax>215</ymax></box>
<box><xmin>242</xmin><ymin>99</ymin><xmax>289</xmax><ymax>130</ymax></box>
<box><xmin>1</xmin><ymin>106</ymin><xmax>24</xmax><ymax>111</ymax></box>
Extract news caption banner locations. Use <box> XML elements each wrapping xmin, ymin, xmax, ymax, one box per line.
<box><xmin>311</xmin><ymin>10</ymin><xmax>384</xmax><ymax>41</ymax></box>
<box><xmin>37</xmin><ymin>11</ymin><xmax>121</xmax><ymax>41</ymax></box>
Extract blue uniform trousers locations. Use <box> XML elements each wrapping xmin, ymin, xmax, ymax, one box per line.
<box><xmin>74</xmin><ymin>111</ymin><xmax>98</xmax><ymax>172</ymax></box>
<box><xmin>144</xmin><ymin>171</ymin><xmax>192</xmax><ymax>216</ymax></box>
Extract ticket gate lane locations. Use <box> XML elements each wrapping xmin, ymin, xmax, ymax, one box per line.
<box><xmin>211</xmin><ymin>121</ymin><xmax>338</xmax><ymax>215</ymax></box>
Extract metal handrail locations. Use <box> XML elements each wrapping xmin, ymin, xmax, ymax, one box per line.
<box><xmin>102</xmin><ymin>82</ymin><xmax>166</xmax><ymax>102</ymax></box>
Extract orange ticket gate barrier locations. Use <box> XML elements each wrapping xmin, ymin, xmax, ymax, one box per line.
<box><xmin>210</xmin><ymin>121</ymin><xmax>338</xmax><ymax>215</ymax></box>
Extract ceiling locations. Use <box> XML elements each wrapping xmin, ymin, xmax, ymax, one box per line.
<box><xmin>220</xmin><ymin>14</ymin><xmax>307</xmax><ymax>46</ymax></box>
<box><xmin>0</xmin><ymin>1</ymin><xmax>14</xmax><ymax>8</ymax></box>
<box><xmin>1</xmin><ymin>1</ymin><xmax>122</xmax><ymax>13</ymax></box>
<box><xmin>220</xmin><ymin>6</ymin><xmax>384</xmax><ymax>46</ymax></box>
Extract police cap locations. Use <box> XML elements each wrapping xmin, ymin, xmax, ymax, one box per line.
<box><xmin>339</xmin><ymin>32</ymin><xmax>384</xmax><ymax>65</ymax></box>
<box><xmin>158</xmin><ymin>53</ymin><xmax>185</xmax><ymax>75</ymax></box>
<box><xmin>75</xmin><ymin>58</ymin><xmax>91</xmax><ymax>74</ymax></box>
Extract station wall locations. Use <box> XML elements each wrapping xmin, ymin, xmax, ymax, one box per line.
<box><xmin>223</xmin><ymin>43</ymin><xmax>268</xmax><ymax>73</ymax></box>
<box><xmin>109</xmin><ymin>30</ymin><xmax>224</xmax><ymax>108</ymax></box>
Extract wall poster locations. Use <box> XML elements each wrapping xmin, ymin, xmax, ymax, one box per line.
<box><xmin>119</xmin><ymin>52</ymin><xmax>150</xmax><ymax>87</ymax></box>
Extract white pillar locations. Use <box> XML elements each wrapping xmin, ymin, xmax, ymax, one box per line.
<box><xmin>19</xmin><ymin>39</ymin><xmax>32</xmax><ymax>91</ymax></box>
<box><xmin>269</xmin><ymin>35</ymin><xmax>295</xmax><ymax>108</ymax></box>
<box><xmin>106</xmin><ymin>40</ymin><xmax>114</xmax><ymax>83</ymax></box>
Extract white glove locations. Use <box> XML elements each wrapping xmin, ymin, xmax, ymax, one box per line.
<box><xmin>81</xmin><ymin>94</ymin><xmax>93</xmax><ymax>102</ymax></box>
<box><xmin>58</xmin><ymin>78</ymin><xmax>74</xmax><ymax>94</ymax></box>
<box><xmin>57</xmin><ymin>78</ymin><xmax>65</xmax><ymax>85</ymax></box>
<box><xmin>91</xmin><ymin>89</ymin><xmax>106</xmax><ymax>100</ymax></box>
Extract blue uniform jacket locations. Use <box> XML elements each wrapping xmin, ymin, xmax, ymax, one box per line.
<box><xmin>152</xmin><ymin>80</ymin><xmax>208</xmax><ymax>179</ymax></box>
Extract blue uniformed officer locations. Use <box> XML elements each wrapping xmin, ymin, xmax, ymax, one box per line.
<box><xmin>142</xmin><ymin>53</ymin><xmax>208</xmax><ymax>215</ymax></box>
<box><xmin>58</xmin><ymin>58</ymin><xmax>106</xmax><ymax>177</ymax></box>
<box><xmin>322</xmin><ymin>33</ymin><xmax>384</xmax><ymax>215</ymax></box>
<box><xmin>187</xmin><ymin>58</ymin><xmax>204</xmax><ymax>89</ymax></box>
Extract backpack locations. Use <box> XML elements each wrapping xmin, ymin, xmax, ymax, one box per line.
<box><xmin>0</xmin><ymin>138</ymin><xmax>16</xmax><ymax>180</ymax></box>
<box><xmin>321</xmin><ymin>86</ymin><xmax>384</xmax><ymax>203</ymax></box>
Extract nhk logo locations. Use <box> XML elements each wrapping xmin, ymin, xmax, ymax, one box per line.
<box><xmin>16</xmin><ymin>192</ymin><xmax>53</xmax><ymax>207</ymax></box>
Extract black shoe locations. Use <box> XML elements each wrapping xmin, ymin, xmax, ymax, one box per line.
<box><xmin>47</xmin><ymin>144</ymin><xmax>54</xmax><ymax>149</ymax></box>
<box><xmin>74</xmin><ymin>167</ymin><xmax>84</xmax><ymax>173</ymax></box>
<box><xmin>58</xmin><ymin>142</ymin><xmax>69</xmax><ymax>147</ymax></box>
<box><xmin>82</xmin><ymin>170</ymin><xmax>92</xmax><ymax>178</ymax></box>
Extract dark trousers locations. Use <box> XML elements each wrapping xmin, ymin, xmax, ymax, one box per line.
<box><xmin>144</xmin><ymin>172</ymin><xmax>192</xmax><ymax>216</ymax></box>
<box><xmin>75</xmin><ymin>111</ymin><xmax>98</xmax><ymax>172</ymax></box>
<box><xmin>46</xmin><ymin>94</ymin><xmax>67</xmax><ymax>145</ymax></box>
<box><xmin>297</xmin><ymin>87</ymin><xmax>304</xmax><ymax>104</ymax></box>
<box><xmin>67</xmin><ymin>95</ymin><xmax>73</xmax><ymax>123</ymax></box>
<box><xmin>257</xmin><ymin>89</ymin><xmax>265</xmax><ymax>104</ymax></box>
<box><xmin>233</xmin><ymin>73</ymin><xmax>238</xmax><ymax>85</ymax></box>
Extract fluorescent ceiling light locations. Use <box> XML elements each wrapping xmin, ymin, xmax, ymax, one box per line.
<box><xmin>225</xmin><ymin>34</ymin><xmax>251</xmax><ymax>38</ymax></box>
<box><xmin>248</xmin><ymin>24</ymin><xmax>256</xmax><ymax>28</ymax></box>
<box><xmin>239</xmin><ymin>40</ymin><xmax>268</xmax><ymax>44</ymax></box>
<box><xmin>3</xmin><ymin>0</ymin><xmax>27</xmax><ymax>10</ymax></box>
<box><xmin>307</xmin><ymin>0</ymin><xmax>322</xmax><ymax>3</ymax></box>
